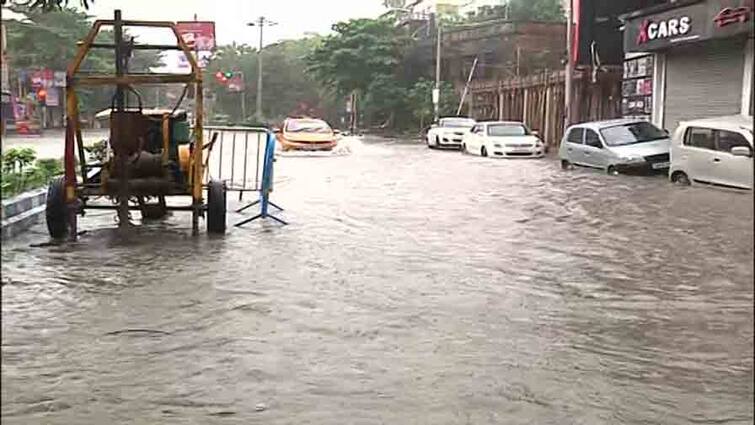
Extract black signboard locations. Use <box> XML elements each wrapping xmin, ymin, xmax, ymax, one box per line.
<box><xmin>624</xmin><ymin>0</ymin><xmax>754</xmax><ymax>52</ymax></box>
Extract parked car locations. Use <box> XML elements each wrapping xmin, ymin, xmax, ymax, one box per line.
<box><xmin>669</xmin><ymin>115</ymin><xmax>753</xmax><ymax>190</ymax></box>
<box><xmin>559</xmin><ymin>119</ymin><xmax>671</xmax><ymax>174</ymax></box>
<box><xmin>426</xmin><ymin>117</ymin><xmax>476</xmax><ymax>149</ymax></box>
<box><xmin>462</xmin><ymin>121</ymin><xmax>545</xmax><ymax>158</ymax></box>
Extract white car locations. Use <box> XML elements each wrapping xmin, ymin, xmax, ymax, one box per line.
<box><xmin>559</xmin><ymin>119</ymin><xmax>671</xmax><ymax>174</ymax></box>
<box><xmin>462</xmin><ymin>121</ymin><xmax>545</xmax><ymax>158</ymax></box>
<box><xmin>426</xmin><ymin>117</ymin><xmax>476</xmax><ymax>149</ymax></box>
<box><xmin>669</xmin><ymin>115</ymin><xmax>753</xmax><ymax>190</ymax></box>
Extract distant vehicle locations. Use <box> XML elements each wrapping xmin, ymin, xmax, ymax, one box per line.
<box><xmin>462</xmin><ymin>121</ymin><xmax>545</xmax><ymax>158</ymax></box>
<box><xmin>426</xmin><ymin>117</ymin><xmax>476</xmax><ymax>149</ymax></box>
<box><xmin>277</xmin><ymin>117</ymin><xmax>339</xmax><ymax>151</ymax></box>
<box><xmin>559</xmin><ymin>119</ymin><xmax>671</xmax><ymax>174</ymax></box>
<box><xmin>669</xmin><ymin>114</ymin><xmax>753</xmax><ymax>190</ymax></box>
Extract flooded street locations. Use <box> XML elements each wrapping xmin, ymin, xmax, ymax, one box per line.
<box><xmin>2</xmin><ymin>137</ymin><xmax>753</xmax><ymax>424</ymax></box>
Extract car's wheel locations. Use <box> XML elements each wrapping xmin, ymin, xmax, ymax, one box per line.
<box><xmin>461</xmin><ymin>144</ymin><xmax>466</xmax><ymax>154</ymax></box>
<box><xmin>481</xmin><ymin>146</ymin><xmax>488</xmax><ymax>157</ymax></box>
<box><xmin>671</xmin><ymin>171</ymin><xmax>691</xmax><ymax>186</ymax></box>
<box><xmin>46</xmin><ymin>177</ymin><xmax>69</xmax><ymax>239</ymax></box>
<box><xmin>606</xmin><ymin>165</ymin><xmax>618</xmax><ymax>175</ymax></box>
<box><xmin>207</xmin><ymin>179</ymin><xmax>227</xmax><ymax>234</ymax></box>
<box><xmin>560</xmin><ymin>159</ymin><xmax>571</xmax><ymax>170</ymax></box>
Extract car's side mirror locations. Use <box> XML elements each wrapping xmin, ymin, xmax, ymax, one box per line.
<box><xmin>531</xmin><ymin>130</ymin><xmax>540</xmax><ymax>137</ymax></box>
<box><xmin>731</xmin><ymin>146</ymin><xmax>752</xmax><ymax>157</ymax></box>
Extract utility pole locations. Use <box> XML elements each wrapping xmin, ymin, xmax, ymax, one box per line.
<box><xmin>565</xmin><ymin>0</ymin><xmax>574</xmax><ymax>128</ymax></box>
<box><xmin>248</xmin><ymin>17</ymin><xmax>277</xmax><ymax>123</ymax></box>
<box><xmin>433</xmin><ymin>19</ymin><xmax>441</xmax><ymax>122</ymax></box>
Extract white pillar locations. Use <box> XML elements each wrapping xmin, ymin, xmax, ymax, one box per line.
<box><xmin>741</xmin><ymin>38</ymin><xmax>753</xmax><ymax>116</ymax></box>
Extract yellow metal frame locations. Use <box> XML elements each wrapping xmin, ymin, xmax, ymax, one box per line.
<box><xmin>64</xmin><ymin>18</ymin><xmax>205</xmax><ymax>205</ymax></box>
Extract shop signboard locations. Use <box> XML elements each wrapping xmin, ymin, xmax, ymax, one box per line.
<box><xmin>176</xmin><ymin>21</ymin><xmax>216</xmax><ymax>51</ymax></box>
<box><xmin>45</xmin><ymin>88</ymin><xmax>60</xmax><ymax>106</ymax></box>
<box><xmin>53</xmin><ymin>71</ymin><xmax>66</xmax><ymax>87</ymax></box>
<box><xmin>624</xmin><ymin>0</ymin><xmax>754</xmax><ymax>52</ymax></box>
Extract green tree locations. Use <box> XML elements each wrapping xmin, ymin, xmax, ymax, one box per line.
<box><xmin>406</xmin><ymin>79</ymin><xmax>459</xmax><ymax>129</ymax></box>
<box><xmin>464</xmin><ymin>0</ymin><xmax>565</xmax><ymax>23</ymax></box>
<box><xmin>4</xmin><ymin>6</ymin><xmax>163</xmax><ymax>115</ymax></box>
<box><xmin>306</xmin><ymin>18</ymin><xmax>408</xmax><ymax>97</ymax></box>
<box><xmin>1</xmin><ymin>0</ymin><xmax>92</xmax><ymax>10</ymax></box>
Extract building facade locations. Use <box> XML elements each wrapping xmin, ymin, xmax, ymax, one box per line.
<box><xmin>622</xmin><ymin>0</ymin><xmax>754</xmax><ymax>131</ymax></box>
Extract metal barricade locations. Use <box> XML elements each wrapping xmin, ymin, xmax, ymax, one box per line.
<box><xmin>203</xmin><ymin>126</ymin><xmax>268</xmax><ymax>200</ymax></box>
<box><xmin>202</xmin><ymin>125</ymin><xmax>287</xmax><ymax>225</ymax></box>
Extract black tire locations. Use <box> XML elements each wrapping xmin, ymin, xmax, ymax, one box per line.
<box><xmin>671</xmin><ymin>171</ymin><xmax>691</xmax><ymax>186</ymax></box>
<box><xmin>481</xmin><ymin>146</ymin><xmax>488</xmax><ymax>157</ymax></box>
<box><xmin>606</xmin><ymin>165</ymin><xmax>618</xmax><ymax>175</ymax></box>
<box><xmin>207</xmin><ymin>180</ymin><xmax>227</xmax><ymax>234</ymax></box>
<box><xmin>560</xmin><ymin>159</ymin><xmax>571</xmax><ymax>170</ymax></box>
<box><xmin>45</xmin><ymin>177</ymin><xmax>68</xmax><ymax>239</ymax></box>
<box><xmin>461</xmin><ymin>144</ymin><xmax>466</xmax><ymax>154</ymax></box>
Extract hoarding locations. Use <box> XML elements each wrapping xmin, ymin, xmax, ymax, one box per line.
<box><xmin>176</xmin><ymin>21</ymin><xmax>216</xmax><ymax>51</ymax></box>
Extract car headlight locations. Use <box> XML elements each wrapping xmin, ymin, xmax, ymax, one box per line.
<box><xmin>619</xmin><ymin>155</ymin><xmax>645</xmax><ymax>164</ymax></box>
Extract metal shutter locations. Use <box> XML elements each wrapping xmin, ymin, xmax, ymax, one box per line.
<box><xmin>664</xmin><ymin>38</ymin><xmax>745</xmax><ymax>132</ymax></box>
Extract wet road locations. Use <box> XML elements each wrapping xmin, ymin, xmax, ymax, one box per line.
<box><xmin>2</xmin><ymin>137</ymin><xmax>753</xmax><ymax>424</ymax></box>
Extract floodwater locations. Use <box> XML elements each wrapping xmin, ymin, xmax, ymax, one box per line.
<box><xmin>2</xmin><ymin>137</ymin><xmax>753</xmax><ymax>424</ymax></box>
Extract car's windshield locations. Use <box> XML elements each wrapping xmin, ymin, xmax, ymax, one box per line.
<box><xmin>285</xmin><ymin>119</ymin><xmax>332</xmax><ymax>133</ymax></box>
<box><xmin>599</xmin><ymin>122</ymin><xmax>668</xmax><ymax>146</ymax></box>
<box><xmin>440</xmin><ymin>118</ymin><xmax>475</xmax><ymax>128</ymax></box>
<box><xmin>487</xmin><ymin>123</ymin><xmax>529</xmax><ymax>137</ymax></box>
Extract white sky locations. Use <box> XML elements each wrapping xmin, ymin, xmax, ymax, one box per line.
<box><xmin>84</xmin><ymin>0</ymin><xmax>388</xmax><ymax>47</ymax></box>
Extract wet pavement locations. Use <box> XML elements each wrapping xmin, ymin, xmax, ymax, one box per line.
<box><xmin>2</xmin><ymin>129</ymin><xmax>108</xmax><ymax>160</ymax></box>
<box><xmin>2</xmin><ymin>137</ymin><xmax>753</xmax><ymax>424</ymax></box>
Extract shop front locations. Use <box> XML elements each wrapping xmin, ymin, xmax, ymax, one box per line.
<box><xmin>622</xmin><ymin>0</ymin><xmax>754</xmax><ymax>132</ymax></box>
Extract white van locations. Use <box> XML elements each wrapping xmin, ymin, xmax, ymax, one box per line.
<box><xmin>669</xmin><ymin>115</ymin><xmax>753</xmax><ymax>190</ymax></box>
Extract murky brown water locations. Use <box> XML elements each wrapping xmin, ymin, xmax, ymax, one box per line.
<box><xmin>2</xmin><ymin>137</ymin><xmax>753</xmax><ymax>424</ymax></box>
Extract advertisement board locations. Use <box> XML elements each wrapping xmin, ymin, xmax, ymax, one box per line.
<box><xmin>176</xmin><ymin>21</ymin><xmax>216</xmax><ymax>51</ymax></box>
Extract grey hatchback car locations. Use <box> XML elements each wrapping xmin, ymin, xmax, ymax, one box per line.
<box><xmin>559</xmin><ymin>119</ymin><xmax>671</xmax><ymax>174</ymax></box>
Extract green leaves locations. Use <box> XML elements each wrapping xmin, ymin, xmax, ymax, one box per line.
<box><xmin>306</xmin><ymin>18</ymin><xmax>407</xmax><ymax>97</ymax></box>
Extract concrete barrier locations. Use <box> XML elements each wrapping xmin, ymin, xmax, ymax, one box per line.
<box><xmin>1</xmin><ymin>188</ymin><xmax>47</xmax><ymax>239</ymax></box>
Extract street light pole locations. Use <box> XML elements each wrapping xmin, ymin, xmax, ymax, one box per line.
<box><xmin>433</xmin><ymin>19</ymin><xmax>441</xmax><ymax>122</ymax></box>
<box><xmin>248</xmin><ymin>17</ymin><xmax>277</xmax><ymax>123</ymax></box>
<box><xmin>565</xmin><ymin>0</ymin><xmax>574</xmax><ymax>128</ymax></box>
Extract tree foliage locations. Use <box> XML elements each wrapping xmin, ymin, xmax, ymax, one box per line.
<box><xmin>1</xmin><ymin>0</ymin><xmax>92</xmax><ymax>11</ymax></box>
<box><xmin>306</xmin><ymin>18</ymin><xmax>408</xmax><ymax>97</ymax></box>
<box><xmin>4</xmin><ymin>6</ymin><xmax>163</xmax><ymax>115</ymax></box>
<box><xmin>204</xmin><ymin>38</ymin><xmax>335</xmax><ymax>124</ymax></box>
<box><xmin>464</xmin><ymin>0</ymin><xmax>565</xmax><ymax>23</ymax></box>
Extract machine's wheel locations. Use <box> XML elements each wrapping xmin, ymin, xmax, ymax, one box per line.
<box><xmin>481</xmin><ymin>146</ymin><xmax>488</xmax><ymax>157</ymax></box>
<box><xmin>45</xmin><ymin>177</ymin><xmax>68</xmax><ymax>239</ymax></box>
<box><xmin>606</xmin><ymin>165</ymin><xmax>618</xmax><ymax>175</ymax></box>
<box><xmin>207</xmin><ymin>180</ymin><xmax>227</xmax><ymax>234</ymax></box>
<box><xmin>561</xmin><ymin>159</ymin><xmax>571</xmax><ymax>170</ymax></box>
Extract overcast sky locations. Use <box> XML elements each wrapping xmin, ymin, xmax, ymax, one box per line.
<box><xmin>84</xmin><ymin>0</ymin><xmax>388</xmax><ymax>46</ymax></box>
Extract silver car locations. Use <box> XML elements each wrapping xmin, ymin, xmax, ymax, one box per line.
<box><xmin>559</xmin><ymin>119</ymin><xmax>671</xmax><ymax>174</ymax></box>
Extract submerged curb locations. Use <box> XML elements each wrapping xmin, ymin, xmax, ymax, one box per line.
<box><xmin>1</xmin><ymin>188</ymin><xmax>47</xmax><ymax>239</ymax></box>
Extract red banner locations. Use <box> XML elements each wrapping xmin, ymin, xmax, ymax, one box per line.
<box><xmin>176</xmin><ymin>21</ymin><xmax>216</xmax><ymax>51</ymax></box>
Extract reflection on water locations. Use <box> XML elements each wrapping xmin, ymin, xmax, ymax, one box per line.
<box><xmin>2</xmin><ymin>137</ymin><xmax>753</xmax><ymax>424</ymax></box>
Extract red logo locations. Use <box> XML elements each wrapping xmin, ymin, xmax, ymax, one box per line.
<box><xmin>713</xmin><ymin>6</ymin><xmax>751</xmax><ymax>27</ymax></box>
<box><xmin>637</xmin><ymin>19</ymin><xmax>651</xmax><ymax>44</ymax></box>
